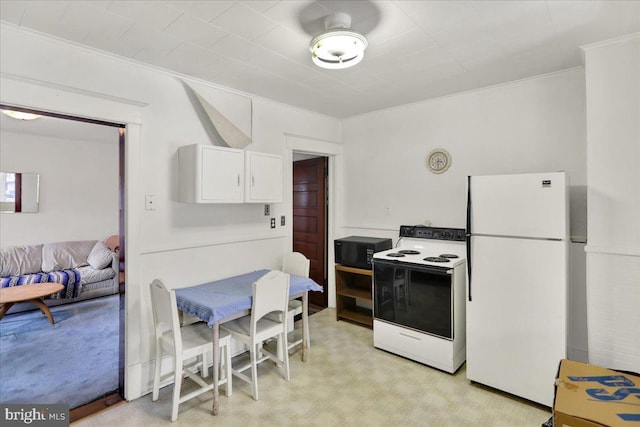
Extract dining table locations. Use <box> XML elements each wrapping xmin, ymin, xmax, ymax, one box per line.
<box><xmin>174</xmin><ymin>269</ymin><xmax>323</xmax><ymax>415</ymax></box>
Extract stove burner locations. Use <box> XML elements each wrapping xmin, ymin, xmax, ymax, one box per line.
<box><xmin>440</xmin><ymin>254</ymin><xmax>459</xmax><ymax>259</ymax></box>
<box><xmin>386</xmin><ymin>253</ymin><xmax>405</xmax><ymax>258</ymax></box>
<box><xmin>398</xmin><ymin>250</ymin><xmax>420</xmax><ymax>255</ymax></box>
<box><xmin>423</xmin><ymin>256</ymin><xmax>450</xmax><ymax>263</ymax></box>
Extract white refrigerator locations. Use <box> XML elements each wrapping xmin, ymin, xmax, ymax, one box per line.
<box><xmin>466</xmin><ymin>172</ymin><xmax>568</xmax><ymax>407</ymax></box>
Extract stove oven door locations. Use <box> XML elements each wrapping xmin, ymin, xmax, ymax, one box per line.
<box><xmin>373</xmin><ymin>259</ymin><xmax>454</xmax><ymax>339</ymax></box>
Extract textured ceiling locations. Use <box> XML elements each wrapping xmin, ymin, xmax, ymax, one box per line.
<box><xmin>1</xmin><ymin>0</ymin><xmax>639</xmax><ymax>118</ymax></box>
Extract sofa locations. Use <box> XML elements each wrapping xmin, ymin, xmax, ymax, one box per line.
<box><xmin>0</xmin><ymin>237</ymin><xmax>119</xmax><ymax>315</ymax></box>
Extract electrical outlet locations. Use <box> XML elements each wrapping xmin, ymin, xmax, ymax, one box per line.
<box><xmin>264</xmin><ymin>204</ymin><xmax>270</xmax><ymax>216</ymax></box>
<box><xmin>270</xmin><ymin>218</ymin><xmax>276</xmax><ymax>229</ymax></box>
<box><xmin>145</xmin><ymin>194</ymin><xmax>156</xmax><ymax>210</ymax></box>
<box><xmin>280</xmin><ymin>215</ymin><xmax>285</xmax><ymax>226</ymax></box>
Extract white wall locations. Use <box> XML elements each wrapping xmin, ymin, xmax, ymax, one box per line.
<box><xmin>0</xmin><ymin>24</ymin><xmax>342</xmax><ymax>400</ymax></box>
<box><xmin>0</xmin><ymin>130</ymin><xmax>119</xmax><ymax>246</ymax></box>
<box><xmin>341</xmin><ymin>69</ymin><xmax>587</xmax><ymax>237</ymax></box>
<box><xmin>341</xmin><ymin>69</ymin><xmax>589</xmax><ymax>361</ymax></box>
<box><xmin>583</xmin><ymin>34</ymin><xmax>640</xmax><ymax>372</ymax></box>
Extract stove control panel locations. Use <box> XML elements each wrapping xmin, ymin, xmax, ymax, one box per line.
<box><xmin>399</xmin><ymin>225</ymin><xmax>466</xmax><ymax>241</ymax></box>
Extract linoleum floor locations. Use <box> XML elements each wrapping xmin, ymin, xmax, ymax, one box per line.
<box><xmin>74</xmin><ymin>308</ymin><xmax>551</xmax><ymax>427</ymax></box>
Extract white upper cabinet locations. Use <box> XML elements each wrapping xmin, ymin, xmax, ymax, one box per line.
<box><xmin>178</xmin><ymin>145</ymin><xmax>283</xmax><ymax>204</ymax></box>
<box><xmin>178</xmin><ymin>144</ymin><xmax>244</xmax><ymax>203</ymax></box>
<box><xmin>244</xmin><ymin>151</ymin><xmax>283</xmax><ymax>203</ymax></box>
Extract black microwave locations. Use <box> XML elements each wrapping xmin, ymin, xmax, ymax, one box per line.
<box><xmin>334</xmin><ymin>236</ymin><xmax>392</xmax><ymax>270</ymax></box>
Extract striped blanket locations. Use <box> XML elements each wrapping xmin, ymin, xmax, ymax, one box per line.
<box><xmin>0</xmin><ymin>269</ymin><xmax>81</xmax><ymax>299</ymax></box>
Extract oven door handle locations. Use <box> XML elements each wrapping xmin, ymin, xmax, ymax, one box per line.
<box><xmin>374</xmin><ymin>260</ymin><xmax>453</xmax><ymax>276</ymax></box>
<box><xmin>421</xmin><ymin>267</ymin><xmax>453</xmax><ymax>276</ymax></box>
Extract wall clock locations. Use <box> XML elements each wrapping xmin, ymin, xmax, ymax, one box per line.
<box><xmin>426</xmin><ymin>149</ymin><xmax>451</xmax><ymax>174</ymax></box>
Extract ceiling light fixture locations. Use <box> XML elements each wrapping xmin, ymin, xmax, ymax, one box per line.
<box><xmin>309</xmin><ymin>13</ymin><xmax>368</xmax><ymax>70</ymax></box>
<box><xmin>2</xmin><ymin>110</ymin><xmax>42</xmax><ymax>120</ymax></box>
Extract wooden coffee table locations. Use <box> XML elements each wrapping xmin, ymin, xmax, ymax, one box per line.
<box><xmin>0</xmin><ymin>283</ymin><xmax>65</xmax><ymax>324</ymax></box>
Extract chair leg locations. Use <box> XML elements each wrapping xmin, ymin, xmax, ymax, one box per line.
<box><xmin>305</xmin><ymin>318</ymin><xmax>311</xmax><ymax>349</ymax></box>
<box><xmin>201</xmin><ymin>351</ymin><xmax>209</xmax><ymax>378</ymax></box>
<box><xmin>152</xmin><ymin>342</ymin><xmax>162</xmax><ymax>401</ymax></box>
<box><xmin>218</xmin><ymin>346</ymin><xmax>225</xmax><ymax>382</ymax></box>
<box><xmin>171</xmin><ymin>358</ymin><xmax>183</xmax><ymax>422</ymax></box>
<box><xmin>281</xmin><ymin>332</ymin><xmax>290</xmax><ymax>382</ymax></box>
<box><xmin>251</xmin><ymin>343</ymin><xmax>259</xmax><ymax>401</ymax></box>
<box><xmin>277</xmin><ymin>335</ymin><xmax>284</xmax><ymax>361</ymax></box>
<box><xmin>224</xmin><ymin>343</ymin><xmax>232</xmax><ymax>397</ymax></box>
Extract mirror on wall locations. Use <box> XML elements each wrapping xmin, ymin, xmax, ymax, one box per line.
<box><xmin>0</xmin><ymin>172</ymin><xmax>40</xmax><ymax>213</ymax></box>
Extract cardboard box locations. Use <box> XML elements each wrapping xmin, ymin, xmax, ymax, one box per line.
<box><xmin>553</xmin><ymin>359</ymin><xmax>640</xmax><ymax>427</ymax></box>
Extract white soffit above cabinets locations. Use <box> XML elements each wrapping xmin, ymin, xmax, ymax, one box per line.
<box><xmin>1</xmin><ymin>1</ymin><xmax>639</xmax><ymax>118</ymax></box>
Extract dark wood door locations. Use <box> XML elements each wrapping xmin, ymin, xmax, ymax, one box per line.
<box><xmin>293</xmin><ymin>157</ymin><xmax>328</xmax><ymax>308</ymax></box>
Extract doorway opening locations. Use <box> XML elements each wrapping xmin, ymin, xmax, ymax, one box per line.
<box><xmin>292</xmin><ymin>154</ymin><xmax>328</xmax><ymax>311</ymax></box>
<box><xmin>0</xmin><ymin>104</ymin><xmax>125</xmax><ymax>421</ymax></box>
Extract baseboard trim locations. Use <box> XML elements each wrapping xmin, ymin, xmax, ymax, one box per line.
<box><xmin>70</xmin><ymin>391</ymin><xmax>124</xmax><ymax>423</ymax></box>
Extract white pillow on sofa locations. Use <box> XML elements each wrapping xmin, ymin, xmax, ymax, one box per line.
<box><xmin>42</xmin><ymin>240</ymin><xmax>97</xmax><ymax>272</ymax></box>
<box><xmin>87</xmin><ymin>241</ymin><xmax>113</xmax><ymax>270</ymax></box>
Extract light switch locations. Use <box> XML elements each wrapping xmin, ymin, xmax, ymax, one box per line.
<box><xmin>145</xmin><ymin>194</ymin><xmax>156</xmax><ymax>210</ymax></box>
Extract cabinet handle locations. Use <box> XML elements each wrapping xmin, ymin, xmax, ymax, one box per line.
<box><xmin>237</xmin><ymin>174</ymin><xmax>240</xmax><ymax>187</ymax></box>
<box><xmin>252</xmin><ymin>175</ymin><xmax>255</xmax><ymax>187</ymax></box>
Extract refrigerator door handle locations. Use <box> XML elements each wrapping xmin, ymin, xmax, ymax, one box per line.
<box><xmin>466</xmin><ymin>175</ymin><xmax>472</xmax><ymax>302</ymax></box>
<box><xmin>466</xmin><ymin>235</ymin><xmax>472</xmax><ymax>301</ymax></box>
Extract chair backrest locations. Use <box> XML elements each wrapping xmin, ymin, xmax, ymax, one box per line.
<box><xmin>282</xmin><ymin>252</ymin><xmax>310</xmax><ymax>278</ymax></box>
<box><xmin>149</xmin><ymin>279</ymin><xmax>182</xmax><ymax>350</ymax></box>
<box><xmin>250</xmin><ymin>271</ymin><xmax>290</xmax><ymax>332</ymax></box>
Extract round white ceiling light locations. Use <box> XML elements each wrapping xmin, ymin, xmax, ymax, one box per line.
<box><xmin>309</xmin><ymin>13</ymin><xmax>368</xmax><ymax>70</ymax></box>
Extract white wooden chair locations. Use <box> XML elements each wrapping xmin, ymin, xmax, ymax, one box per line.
<box><xmin>220</xmin><ymin>270</ymin><xmax>290</xmax><ymax>401</ymax></box>
<box><xmin>281</xmin><ymin>252</ymin><xmax>311</xmax><ymax>351</ymax></box>
<box><xmin>149</xmin><ymin>279</ymin><xmax>232</xmax><ymax>422</ymax></box>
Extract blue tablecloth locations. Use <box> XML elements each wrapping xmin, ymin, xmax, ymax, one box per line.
<box><xmin>175</xmin><ymin>269</ymin><xmax>323</xmax><ymax>326</ymax></box>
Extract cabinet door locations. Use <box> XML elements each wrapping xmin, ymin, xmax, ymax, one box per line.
<box><xmin>179</xmin><ymin>144</ymin><xmax>243</xmax><ymax>203</ymax></box>
<box><xmin>201</xmin><ymin>146</ymin><xmax>244</xmax><ymax>202</ymax></box>
<box><xmin>245</xmin><ymin>152</ymin><xmax>283</xmax><ymax>202</ymax></box>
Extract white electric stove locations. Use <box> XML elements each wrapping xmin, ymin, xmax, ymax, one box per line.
<box><xmin>372</xmin><ymin>225</ymin><xmax>467</xmax><ymax>373</ymax></box>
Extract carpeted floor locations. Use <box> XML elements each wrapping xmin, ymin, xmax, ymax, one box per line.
<box><xmin>0</xmin><ymin>294</ymin><xmax>119</xmax><ymax>409</ymax></box>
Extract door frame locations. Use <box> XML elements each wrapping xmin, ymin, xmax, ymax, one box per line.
<box><xmin>285</xmin><ymin>133</ymin><xmax>343</xmax><ymax>308</ymax></box>
<box><xmin>1</xmin><ymin>73</ymin><xmax>144</xmax><ymax>401</ymax></box>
